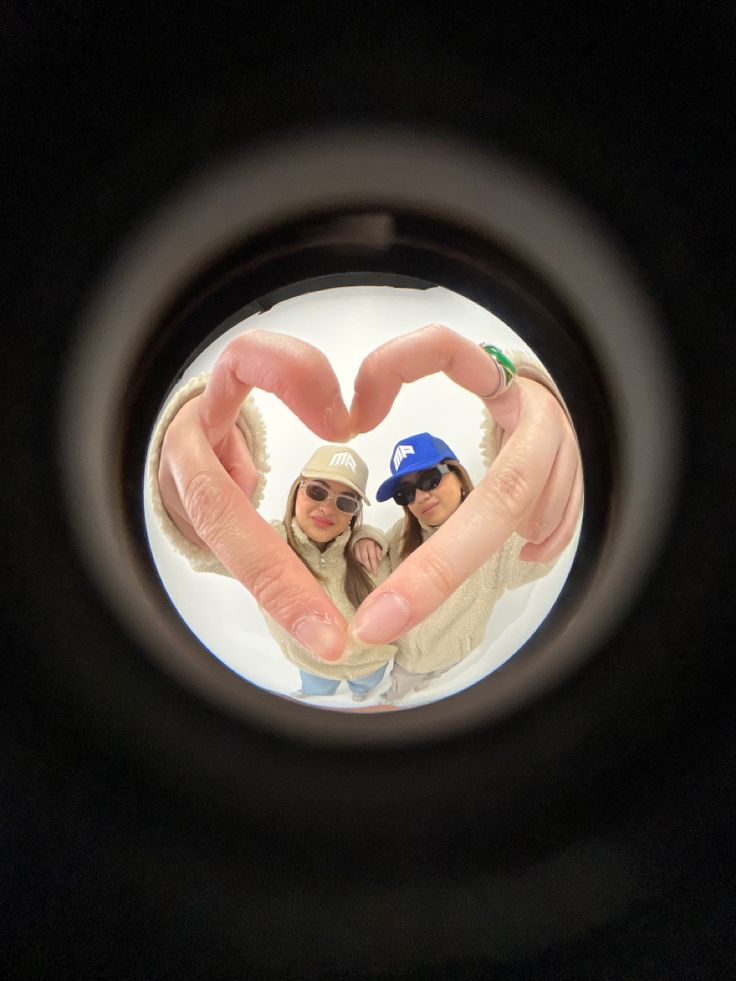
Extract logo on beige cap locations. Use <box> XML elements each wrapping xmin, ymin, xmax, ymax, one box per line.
<box><xmin>329</xmin><ymin>451</ymin><xmax>357</xmax><ymax>472</ymax></box>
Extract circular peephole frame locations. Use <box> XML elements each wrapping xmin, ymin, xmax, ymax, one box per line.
<box><xmin>60</xmin><ymin>128</ymin><xmax>680</xmax><ymax>747</ymax></box>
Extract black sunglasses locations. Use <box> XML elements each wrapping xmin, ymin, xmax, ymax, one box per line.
<box><xmin>393</xmin><ymin>464</ymin><xmax>451</xmax><ymax>506</ymax></box>
<box><xmin>301</xmin><ymin>480</ymin><xmax>361</xmax><ymax>515</ymax></box>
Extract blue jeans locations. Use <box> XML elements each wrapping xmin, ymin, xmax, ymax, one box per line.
<box><xmin>299</xmin><ymin>663</ymin><xmax>387</xmax><ymax>696</ymax></box>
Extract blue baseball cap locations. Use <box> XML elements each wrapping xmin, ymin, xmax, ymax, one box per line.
<box><xmin>376</xmin><ymin>433</ymin><xmax>458</xmax><ymax>502</ymax></box>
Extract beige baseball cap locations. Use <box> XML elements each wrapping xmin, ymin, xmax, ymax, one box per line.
<box><xmin>300</xmin><ymin>445</ymin><xmax>371</xmax><ymax>505</ymax></box>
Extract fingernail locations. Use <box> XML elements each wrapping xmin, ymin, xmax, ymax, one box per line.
<box><xmin>294</xmin><ymin>616</ymin><xmax>345</xmax><ymax>661</ymax></box>
<box><xmin>351</xmin><ymin>592</ymin><xmax>411</xmax><ymax>646</ymax></box>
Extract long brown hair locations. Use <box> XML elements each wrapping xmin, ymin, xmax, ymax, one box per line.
<box><xmin>399</xmin><ymin>460</ymin><xmax>474</xmax><ymax>561</ymax></box>
<box><xmin>283</xmin><ymin>478</ymin><xmax>375</xmax><ymax>610</ymax></box>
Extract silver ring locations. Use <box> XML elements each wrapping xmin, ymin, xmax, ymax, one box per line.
<box><xmin>479</xmin><ymin>343</ymin><xmax>517</xmax><ymax>399</ymax></box>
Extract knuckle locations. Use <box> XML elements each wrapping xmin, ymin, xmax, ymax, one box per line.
<box><xmin>180</xmin><ymin>470</ymin><xmax>233</xmax><ymax>539</ymax></box>
<box><xmin>243</xmin><ymin>328</ymin><xmax>268</xmax><ymax>346</ymax></box>
<box><xmin>228</xmin><ymin>329</ymin><xmax>265</xmax><ymax>355</ymax></box>
<box><xmin>249</xmin><ymin>556</ymin><xmax>300</xmax><ymax>612</ymax></box>
<box><xmin>358</xmin><ymin>349</ymin><xmax>383</xmax><ymax>386</ymax></box>
<box><xmin>422</xmin><ymin>322</ymin><xmax>448</xmax><ymax>340</ymax></box>
<box><xmin>420</xmin><ymin>548</ymin><xmax>461</xmax><ymax>598</ymax></box>
<box><xmin>519</xmin><ymin>501</ymin><xmax>555</xmax><ymax>543</ymax></box>
<box><xmin>218</xmin><ymin>336</ymin><xmax>251</xmax><ymax>376</ymax></box>
<box><xmin>217</xmin><ymin>340</ymin><xmax>240</xmax><ymax>369</ymax></box>
<box><xmin>278</xmin><ymin>357</ymin><xmax>318</xmax><ymax>401</ymax></box>
<box><xmin>424</xmin><ymin>322</ymin><xmax>453</xmax><ymax>352</ymax></box>
<box><xmin>485</xmin><ymin>464</ymin><xmax>532</xmax><ymax>522</ymax></box>
<box><xmin>522</xmin><ymin>517</ymin><xmax>550</xmax><ymax>544</ymax></box>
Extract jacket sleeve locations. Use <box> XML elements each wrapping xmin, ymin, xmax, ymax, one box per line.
<box><xmin>146</xmin><ymin>372</ymin><xmax>270</xmax><ymax>576</ymax></box>
<box><xmin>385</xmin><ymin>519</ymin><xmax>405</xmax><ymax>573</ymax></box>
<box><xmin>349</xmin><ymin>523</ymin><xmax>389</xmax><ymax>553</ymax></box>
<box><xmin>492</xmin><ymin>533</ymin><xmax>557</xmax><ymax>592</ymax></box>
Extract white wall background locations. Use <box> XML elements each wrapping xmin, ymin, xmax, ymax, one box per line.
<box><xmin>143</xmin><ymin>285</ymin><xmax>581</xmax><ymax>711</ymax></box>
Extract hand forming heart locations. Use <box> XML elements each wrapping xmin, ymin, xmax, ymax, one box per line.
<box><xmin>158</xmin><ymin>325</ymin><xmax>582</xmax><ymax>660</ymax></box>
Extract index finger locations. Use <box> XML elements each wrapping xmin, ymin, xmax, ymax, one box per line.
<box><xmin>348</xmin><ymin>389</ymin><xmax>562</xmax><ymax>646</ymax></box>
<box><xmin>202</xmin><ymin>329</ymin><xmax>352</xmax><ymax>446</ymax></box>
<box><xmin>350</xmin><ymin>324</ymin><xmax>504</xmax><ymax>433</ymax></box>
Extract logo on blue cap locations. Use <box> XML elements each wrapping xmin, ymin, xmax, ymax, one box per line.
<box><xmin>392</xmin><ymin>443</ymin><xmax>416</xmax><ymax>470</ymax></box>
<box><xmin>376</xmin><ymin>432</ymin><xmax>458</xmax><ymax>502</ymax></box>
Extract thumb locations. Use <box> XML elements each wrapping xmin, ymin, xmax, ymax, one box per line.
<box><xmin>172</xmin><ymin>430</ymin><xmax>348</xmax><ymax>661</ymax></box>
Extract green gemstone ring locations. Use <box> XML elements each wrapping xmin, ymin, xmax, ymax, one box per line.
<box><xmin>479</xmin><ymin>343</ymin><xmax>517</xmax><ymax>397</ymax></box>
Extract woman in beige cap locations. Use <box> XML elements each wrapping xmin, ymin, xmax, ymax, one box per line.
<box><xmin>259</xmin><ymin>443</ymin><xmax>395</xmax><ymax>700</ymax></box>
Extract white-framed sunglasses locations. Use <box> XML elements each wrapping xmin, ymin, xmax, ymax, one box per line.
<box><xmin>300</xmin><ymin>480</ymin><xmax>362</xmax><ymax>515</ymax></box>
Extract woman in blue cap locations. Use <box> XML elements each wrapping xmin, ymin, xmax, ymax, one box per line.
<box><xmin>353</xmin><ymin>429</ymin><xmax>560</xmax><ymax>703</ymax></box>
